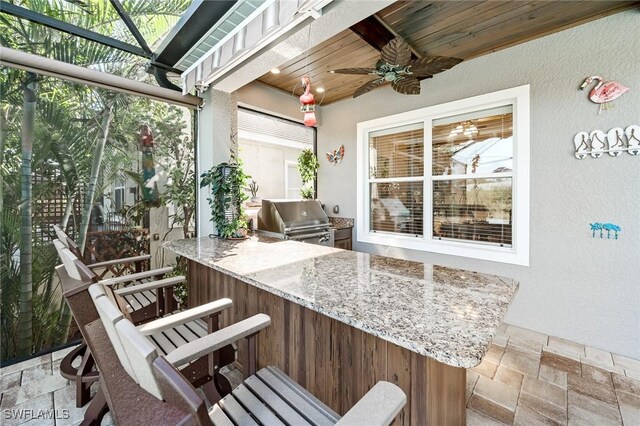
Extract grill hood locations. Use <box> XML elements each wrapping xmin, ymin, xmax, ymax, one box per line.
<box><xmin>258</xmin><ymin>199</ymin><xmax>329</xmax><ymax>235</ymax></box>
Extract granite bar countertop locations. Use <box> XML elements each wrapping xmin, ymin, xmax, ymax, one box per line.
<box><xmin>164</xmin><ymin>236</ymin><xmax>518</xmax><ymax>368</ymax></box>
<box><xmin>328</xmin><ymin>217</ymin><xmax>354</xmax><ymax>230</ymax></box>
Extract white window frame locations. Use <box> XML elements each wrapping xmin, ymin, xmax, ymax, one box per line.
<box><xmin>356</xmin><ymin>85</ymin><xmax>530</xmax><ymax>265</ymax></box>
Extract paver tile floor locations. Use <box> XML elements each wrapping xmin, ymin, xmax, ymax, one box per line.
<box><xmin>2</xmin><ymin>324</ymin><xmax>639</xmax><ymax>425</ymax></box>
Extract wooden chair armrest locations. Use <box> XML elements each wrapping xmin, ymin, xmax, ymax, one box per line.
<box><xmin>336</xmin><ymin>381</ymin><xmax>406</xmax><ymax>426</ymax></box>
<box><xmin>114</xmin><ymin>276</ymin><xmax>185</xmax><ymax>297</ymax></box>
<box><xmin>165</xmin><ymin>314</ymin><xmax>271</xmax><ymax>368</ymax></box>
<box><xmin>99</xmin><ymin>267</ymin><xmax>174</xmax><ymax>286</ymax></box>
<box><xmin>88</xmin><ymin>254</ymin><xmax>152</xmax><ymax>269</ymax></box>
<box><xmin>137</xmin><ymin>298</ymin><xmax>232</xmax><ymax>335</ymax></box>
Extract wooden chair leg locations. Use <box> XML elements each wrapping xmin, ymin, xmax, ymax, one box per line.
<box><xmin>201</xmin><ymin>380</ymin><xmax>223</xmax><ymax>405</ymax></box>
<box><xmin>164</xmin><ymin>286</ymin><xmax>175</xmax><ymax>314</ymax></box>
<box><xmin>155</xmin><ymin>287</ymin><xmax>165</xmax><ymax>318</ymax></box>
<box><xmin>213</xmin><ymin>371</ymin><xmax>232</xmax><ymax>397</ymax></box>
<box><xmin>59</xmin><ymin>343</ymin><xmax>99</xmax><ymax>408</ymax></box>
<box><xmin>207</xmin><ymin>313</ymin><xmax>220</xmax><ymax>377</ymax></box>
<box><xmin>76</xmin><ymin>350</ymin><xmax>97</xmax><ymax>407</ymax></box>
<box><xmin>243</xmin><ymin>334</ymin><xmax>257</xmax><ymax>379</ymax></box>
<box><xmin>80</xmin><ymin>386</ymin><xmax>108</xmax><ymax>426</ymax></box>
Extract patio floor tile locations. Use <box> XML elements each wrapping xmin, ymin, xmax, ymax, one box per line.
<box><xmin>1</xmin><ymin>354</ymin><xmax>51</xmax><ymax>377</ymax></box>
<box><xmin>518</xmin><ymin>392</ymin><xmax>567</xmax><ymax>425</ymax></box>
<box><xmin>616</xmin><ymin>389</ymin><xmax>640</xmax><ymax>425</ymax></box>
<box><xmin>538</xmin><ymin>364</ymin><xmax>568</xmax><ymax>389</ymax></box>
<box><xmin>513</xmin><ymin>403</ymin><xmax>564</xmax><ymax>426</ymax></box>
<box><xmin>494</xmin><ymin>365</ymin><xmax>523</xmax><ymax>390</ymax></box>
<box><xmin>2</xmin><ymin>324</ymin><xmax>639</xmax><ymax>426</ymax></box>
<box><xmin>567</xmin><ymin>391</ymin><xmax>622</xmax><ymax>425</ymax></box>
<box><xmin>1</xmin><ymin>371</ymin><xmax>22</xmax><ymax>393</ymax></box>
<box><xmin>521</xmin><ymin>375</ymin><xmax>566</xmax><ymax>407</ymax></box>
<box><xmin>613</xmin><ymin>353</ymin><xmax>640</xmax><ymax>374</ymax></box>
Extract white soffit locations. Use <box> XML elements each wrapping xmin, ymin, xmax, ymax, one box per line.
<box><xmin>180</xmin><ymin>0</ymin><xmax>334</xmax><ymax>94</ymax></box>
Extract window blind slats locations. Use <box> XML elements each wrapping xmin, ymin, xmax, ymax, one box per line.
<box><xmin>370</xmin><ymin>181</ymin><xmax>423</xmax><ymax>236</ymax></box>
<box><xmin>369</xmin><ymin>128</ymin><xmax>424</xmax><ymax>179</ymax></box>
<box><xmin>432</xmin><ymin>111</ymin><xmax>513</xmax><ymax>176</ymax></box>
<box><xmin>432</xmin><ymin>178</ymin><xmax>512</xmax><ymax>247</ymax></box>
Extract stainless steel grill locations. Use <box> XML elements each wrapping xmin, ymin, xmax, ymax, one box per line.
<box><xmin>257</xmin><ymin>199</ymin><xmax>334</xmax><ymax>246</ymax></box>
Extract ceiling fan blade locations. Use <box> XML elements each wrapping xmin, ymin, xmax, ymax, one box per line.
<box><xmin>353</xmin><ymin>79</ymin><xmax>385</xmax><ymax>98</ymax></box>
<box><xmin>408</xmin><ymin>56</ymin><xmax>463</xmax><ymax>77</ymax></box>
<box><xmin>381</xmin><ymin>37</ymin><xmax>411</xmax><ymax>66</ymax></box>
<box><xmin>391</xmin><ymin>76</ymin><xmax>420</xmax><ymax>95</ymax></box>
<box><xmin>331</xmin><ymin>67</ymin><xmax>377</xmax><ymax>75</ymax></box>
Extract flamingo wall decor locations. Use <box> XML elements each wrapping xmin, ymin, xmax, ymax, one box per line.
<box><xmin>580</xmin><ymin>76</ymin><xmax>629</xmax><ymax>114</ymax></box>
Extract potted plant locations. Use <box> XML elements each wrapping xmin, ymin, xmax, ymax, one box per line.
<box><xmin>248</xmin><ymin>180</ymin><xmax>260</xmax><ymax>204</ymax></box>
<box><xmin>297</xmin><ymin>148</ymin><xmax>319</xmax><ymax>199</ymax></box>
<box><xmin>200</xmin><ymin>162</ymin><xmax>250</xmax><ymax>239</ymax></box>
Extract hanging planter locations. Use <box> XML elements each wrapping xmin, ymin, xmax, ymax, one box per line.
<box><xmin>200</xmin><ymin>162</ymin><xmax>249</xmax><ymax>239</ymax></box>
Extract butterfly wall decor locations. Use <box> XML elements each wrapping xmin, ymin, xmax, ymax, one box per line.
<box><xmin>326</xmin><ymin>145</ymin><xmax>345</xmax><ymax>165</ymax></box>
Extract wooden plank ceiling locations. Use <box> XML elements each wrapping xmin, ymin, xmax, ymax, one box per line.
<box><xmin>257</xmin><ymin>0</ymin><xmax>638</xmax><ymax>105</ymax></box>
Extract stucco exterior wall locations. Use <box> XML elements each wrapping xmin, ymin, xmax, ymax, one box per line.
<box><xmin>316</xmin><ymin>11</ymin><xmax>640</xmax><ymax>358</ymax></box>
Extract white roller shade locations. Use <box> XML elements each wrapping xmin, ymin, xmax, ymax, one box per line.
<box><xmin>0</xmin><ymin>46</ymin><xmax>203</xmax><ymax>109</ymax></box>
<box><xmin>181</xmin><ymin>0</ymin><xmax>332</xmax><ymax>94</ymax></box>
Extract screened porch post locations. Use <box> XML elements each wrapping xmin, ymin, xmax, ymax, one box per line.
<box><xmin>196</xmin><ymin>88</ymin><xmax>238</xmax><ymax>237</ymax></box>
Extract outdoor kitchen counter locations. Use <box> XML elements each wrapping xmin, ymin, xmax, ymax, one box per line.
<box><xmin>163</xmin><ymin>235</ymin><xmax>518</xmax><ymax>369</ymax></box>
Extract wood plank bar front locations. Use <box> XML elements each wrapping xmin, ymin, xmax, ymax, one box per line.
<box><xmin>188</xmin><ymin>260</ymin><xmax>466</xmax><ymax>426</ymax></box>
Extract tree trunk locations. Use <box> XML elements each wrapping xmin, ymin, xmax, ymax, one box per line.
<box><xmin>17</xmin><ymin>73</ymin><xmax>38</xmax><ymax>357</ymax></box>
<box><xmin>61</xmin><ymin>191</ymin><xmax>75</xmax><ymax>229</ymax></box>
<box><xmin>77</xmin><ymin>105</ymin><xmax>113</xmax><ymax>253</ymax></box>
<box><xmin>0</xmin><ymin>107</ymin><xmax>7</xmax><ymax>267</ymax></box>
<box><xmin>0</xmin><ymin>107</ymin><xmax>7</xmax><ymax>221</ymax></box>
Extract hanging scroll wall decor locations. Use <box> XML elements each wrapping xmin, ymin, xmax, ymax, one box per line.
<box><xmin>574</xmin><ymin>125</ymin><xmax>640</xmax><ymax>159</ymax></box>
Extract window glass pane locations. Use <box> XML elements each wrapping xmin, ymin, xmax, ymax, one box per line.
<box><xmin>432</xmin><ymin>107</ymin><xmax>513</xmax><ymax>176</ymax></box>
<box><xmin>370</xmin><ymin>181</ymin><xmax>423</xmax><ymax>236</ymax></box>
<box><xmin>433</xmin><ymin>178</ymin><xmax>512</xmax><ymax>246</ymax></box>
<box><xmin>238</xmin><ymin>109</ymin><xmax>314</xmax><ymax>200</ymax></box>
<box><xmin>369</xmin><ymin>124</ymin><xmax>423</xmax><ymax>179</ymax></box>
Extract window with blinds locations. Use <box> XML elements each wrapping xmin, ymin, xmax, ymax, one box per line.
<box><xmin>432</xmin><ymin>107</ymin><xmax>513</xmax><ymax>247</ymax></box>
<box><xmin>368</xmin><ymin>124</ymin><xmax>424</xmax><ymax>236</ymax></box>
<box><xmin>357</xmin><ymin>85</ymin><xmax>530</xmax><ymax>265</ymax></box>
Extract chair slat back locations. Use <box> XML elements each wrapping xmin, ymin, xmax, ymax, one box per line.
<box><xmin>52</xmin><ymin>225</ymin><xmax>83</xmax><ymax>260</ymax></box>
<box><xmin>53</xmin><ymin>240</ymin><xmax>82</xmax><ymax>280</ymax></box>
<box><xmin>53</xmin><ymin>240</ymin><xmax>98</xmax><ymax>284</ymax></box>
<box><xmin>89</xmin><ymin>284</ymin><xmax>138</xmax><ymax>382</ymax></box>
<box><xmin>114</xmin><ymin>317</ymin><xmax>164</xmax><ymax>400</ymax></box>
<box><xmin>53</xmin><ymin>225</ymin><xmax>67</xmax><ymax>244</ymax></box>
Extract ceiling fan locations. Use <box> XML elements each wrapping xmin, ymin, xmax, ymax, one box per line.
<box><xmin>331</xmin><ymin>36</ymin><xmax>462</xmax><ymax>98</ymax></box>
